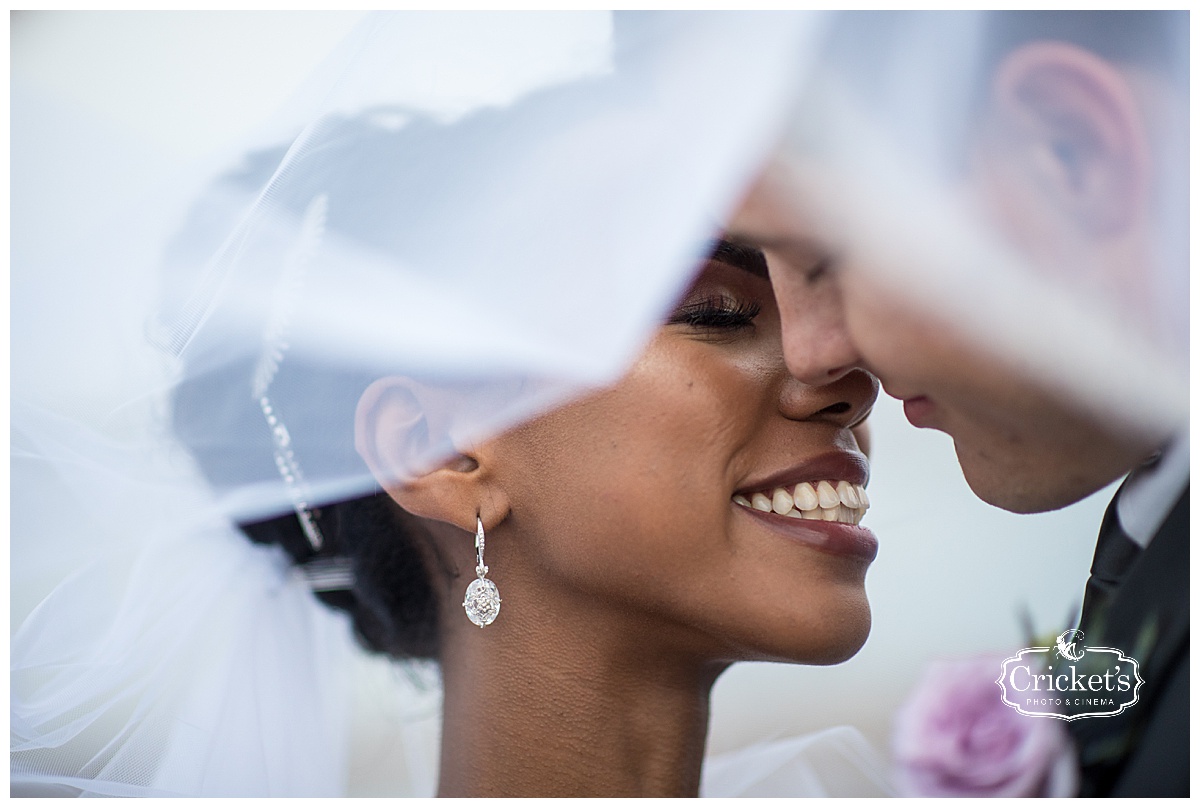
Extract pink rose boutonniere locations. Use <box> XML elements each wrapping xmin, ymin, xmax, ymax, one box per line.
<box><xmin>893</xmin><ymin>656</ymin><xmax>1079</xmax><ymax>797</ymax></box>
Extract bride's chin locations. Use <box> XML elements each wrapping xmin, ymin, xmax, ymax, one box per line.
<box><xmin>748</xmin><ymin>599</ymin><xmax>872</xmax><ymax>667</ymax></box>
<box><xmin>813</xmin><ymin>614</ymin><xmax>872</xmax><ymax>666</ymax></box>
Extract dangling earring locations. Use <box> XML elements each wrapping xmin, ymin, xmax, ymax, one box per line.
<box><xmin>463</xmin><ymin>514</ymin><xmax>501</xmax><ymax>627</ymax></box>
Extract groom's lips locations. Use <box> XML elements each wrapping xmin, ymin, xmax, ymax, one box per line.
<box><xmin>901</xmin><ymin>396</ymin><xmax>936</xmax><ymax>428</ymax></box>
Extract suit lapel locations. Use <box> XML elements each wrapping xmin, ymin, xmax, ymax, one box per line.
<box><xmin>1069</xmin><ymin>487</ymin><xmax>1189</xmax><ymax>795</ymax></box>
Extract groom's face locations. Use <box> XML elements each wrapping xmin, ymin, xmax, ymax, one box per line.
<box><xmin>736</xmin><ymin>232</ymin><xmax>1149</xmax><ymax>515</ymax></box>
<box><xmin>730</xmin><ymin>41</ymin><xmax>1177</xmax><ymax>515</ymax></box>
<box><xmin>795</xmin><ymin>264</ymin><xmax>1151</xmax><ymax>513</ymax></box>
<box><xmin>728</xmin><ymin>174</ymin><xmax>1155</xmax><ymax>515</ymax></box>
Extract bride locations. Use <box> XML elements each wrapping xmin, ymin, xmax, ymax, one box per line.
<box><xmin>12</xmin><ymin>12</ymin><xmax>892</xmax><ymax>797</ymax></box>
<box><xmin>14</xmin><ymin>200</ymin><xmax>887</xmax><ymax>798</ymax></box>
<box><xmin>212</xmin><ymin>240</ymin><xmax>878</xmax><ymax>797</ymax></box>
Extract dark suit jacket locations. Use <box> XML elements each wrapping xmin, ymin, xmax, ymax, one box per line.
<box><xmin>1069</xmin><ymin>487</ymin><xmax>1189</xmax><ymax>797</ymax></box>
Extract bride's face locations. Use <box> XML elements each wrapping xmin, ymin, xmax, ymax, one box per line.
<box><xmin>484</xmin><ymin>244</ymin><xmax>879</xmax><ymax>666</ymax></box>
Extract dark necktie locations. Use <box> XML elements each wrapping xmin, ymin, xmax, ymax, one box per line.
<box><xmin>1077</xmin><ymin>494</ymin><xmax>1142</xmax><ymax>636</ymax></box>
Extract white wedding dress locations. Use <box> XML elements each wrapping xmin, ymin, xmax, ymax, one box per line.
<box><xmin>703</xmin><ymin>728</ymin><xmax>893</xmax><ymax>797</ymax></box>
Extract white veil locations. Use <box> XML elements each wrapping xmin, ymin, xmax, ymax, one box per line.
<box><xmin>763</xmin><ymin>10</ymin><xmax>1187</xmax><ymax>444</ymax></box>
<box><xmin>13</xmin><ymin>11</ymin><xmax>831</xmax><ymax>796</ymax></box>
<box><xmin>12</xmin><ymin>11</ymin><xmax>1186</xmax><ymax>796</ymax></box>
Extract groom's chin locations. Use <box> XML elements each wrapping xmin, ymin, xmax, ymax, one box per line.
<box><xmin>958</xmin><ymin>451</ymin><xmax>1104</xmax><ymax>515</ymax></box>
<box><xmin>948</xmin><ymin>417</ymin><xmax>1149</xmax><ymax>515</ymax></box>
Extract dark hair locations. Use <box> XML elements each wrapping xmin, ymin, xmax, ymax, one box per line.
<box><xmin>174</xmin><ymin>362</ymin><xmax>444</xmax><ymax>661</ymax></box>
<box><xmin>162</xmin><ymin>33</ymin><xmax>669</xmax><ymax>659</ymax></box>
<box><xmin>240</xmin><ymin>494</ymin><xmax>442</xmax><ymax>660</ymax></box>
<box><xmin>165</xmin><ymin>112</ymin><xmax>478</xmax><ymax>662</ymax></box>
<box><xmin>977</xmin><ymin>11</ymin><xmax>1188</xmax><ymax>87</ymax></box>
<box><xmin>817</xmin><ymin>11</ymin><xmax>1186</xmax><ymax>175</ymax></box>
<box><xmin>824</xmin><ymin>11</ymin><xmax>1187</xmax><ymax>89</ymax></box>
<box><xmin>165</xmin><ymin>24</ymin><xmax>794</xmax><ymax>660</ymax></box>
<box><xmin>163</xmin><ymin>44</ymin><xmax>633</xmax><ymax>658</ymax></box>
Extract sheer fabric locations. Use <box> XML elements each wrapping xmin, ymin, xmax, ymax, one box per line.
<box><xmin>13</xmin><ymin>12</ymin><xmax>823</xmax><ymax>796</ymax></box>
<box><xmin>12</xmin><ymin>11</ymin><xmax>1186</xmax><ymax>796</ymax></box>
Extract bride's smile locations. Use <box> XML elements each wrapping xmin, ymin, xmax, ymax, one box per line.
<box><xmin>345</xmin><ymin>239</ymin><xmax>882</xmax><ymax>795</ymax></box>
<box><xmin>370</xmin><ymin>240</ymin><xmax>880</xmax><ymax>663</ymax></box>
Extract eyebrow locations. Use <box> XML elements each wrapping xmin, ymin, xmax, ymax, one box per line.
<box><xmin>707</xmin><ymin>238</ymin><xmax>769</xmax><ymax>279</ymax></box>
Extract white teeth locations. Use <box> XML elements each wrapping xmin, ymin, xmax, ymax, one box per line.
<box><xmin>771</xmin><ymin>488</ymin><xmax>794</xmax><ymax>515</ymax></box>
<box><xmin>792</xmin><ymin>482</ymin><xmax>819</xmax><ymax>511</ymax></box>
<box><xmin>734</xmin><ymin>479</ymin><xmax>869</xmax><ymax>526</ymax></box>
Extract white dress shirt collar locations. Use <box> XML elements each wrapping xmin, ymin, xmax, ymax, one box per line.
<box><xmin>1117</xmin><ymin>427</ymin><xmax>1189</xmax><ymax>548</ymax></box>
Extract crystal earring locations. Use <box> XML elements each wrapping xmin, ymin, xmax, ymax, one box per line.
<box><xmin>463</xmin><ymin>515</ymin><xmax>501</xmax><ymax>627</ymax></box>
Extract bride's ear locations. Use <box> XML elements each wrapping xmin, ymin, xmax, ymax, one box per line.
<box><xmin>355</xmin><ymin>376</ymin><xmax>507</xmax><ymax>531</ymax></box>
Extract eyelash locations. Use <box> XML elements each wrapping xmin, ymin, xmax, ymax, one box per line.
<box><xmin>668</xmin><ymin>295</ymin><xmax>761</xmax><ymax>330</ymax></box>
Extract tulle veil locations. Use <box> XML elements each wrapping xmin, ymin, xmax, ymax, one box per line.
<box><xmin>12</xmin><ymin>11</ymin><xmax>1186</xmax><ymax>796</ymax></box>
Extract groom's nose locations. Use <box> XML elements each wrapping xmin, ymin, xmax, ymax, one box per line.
<box><xmin>768</xmin><ymin>261</ymin><xmax>863</xmax><ymax>387</ymax></box>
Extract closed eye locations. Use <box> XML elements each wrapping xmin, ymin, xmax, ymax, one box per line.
<box><xmin>667</xmin><ymin>296</ymin><xmax>761</xmax><ymax>330</ymax></box>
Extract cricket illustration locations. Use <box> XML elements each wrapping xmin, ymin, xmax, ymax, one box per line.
<box><xmin>1055</xmin><ymin>629</ymin><xmax>1086</xmax><ymax>662</ymax></box>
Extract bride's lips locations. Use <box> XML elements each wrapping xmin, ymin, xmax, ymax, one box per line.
<box><xmin>733</xmin><ymin>451</ymin><xmax>877</xmax><ymax>562</ymax></box>
<box><xmin>736</xmin><ymin>506</ymin><xmax>878</xmax><ymax>562</ymax></box>
<box><xmin>735</xmin><ymin>452</ymin><xmax>869</xmax><ymax>494</ymax></box>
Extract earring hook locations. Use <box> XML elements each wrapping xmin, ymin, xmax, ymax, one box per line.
<box><xmin>475</xmin><ymin>514</ymin><xmax>488</xmax><ymax>578</ymax></box>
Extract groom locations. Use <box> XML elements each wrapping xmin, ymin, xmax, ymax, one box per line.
<box><xmin>729</xmin><ymin>11</ymin><xmax>1187</xmax><ymax>798</ymax></box>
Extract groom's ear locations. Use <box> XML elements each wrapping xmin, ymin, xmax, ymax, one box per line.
<box><xmin>979</xmin><ymin>41</ymin><xmax>1150</xmax><ymax>237</ymax></box>
<box><xmin>355</xmin><ymin>376</ymin><xmax>507</xmax><ymax>531</ymax></box>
